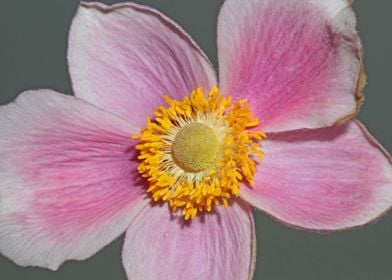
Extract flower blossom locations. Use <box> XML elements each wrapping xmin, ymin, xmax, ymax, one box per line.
<box><xmin>0</xmin><ymin>1</ymin><xmax>391</xmax><ymax>279</ymax></box>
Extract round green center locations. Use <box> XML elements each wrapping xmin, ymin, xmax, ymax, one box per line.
<box><xmin>171</xmin><ymin>123</ymin><xmax>219</xmax><ymax>172</ymax></box>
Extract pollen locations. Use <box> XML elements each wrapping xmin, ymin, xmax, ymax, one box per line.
<box><xmin>133</xmin><ymin>86</ymin><xmax>266</xmax><ymax>220</ymax></box>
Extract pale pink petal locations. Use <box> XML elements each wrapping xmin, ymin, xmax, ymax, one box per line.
<box><xmin>218</xmin><ymin>0</ymin><xmax>363</xmax><ymax>132</ymax></box>
<box><xmin>68</xmin><ymin>2</ymin><xmax>217</xmax><ymax>128</ymax></box>
<box><xmin>240</xmin><ymin>120</ymin><xmax>392</xmax><ymax>230</ymax></box>
<box><xmin>0</xmin><ymin>90</ymin><xmax>145</xmax><ymax>270</ymax></box>
<box><xmin>122</xmin><ymin>199</ymin><xmax>255</xmax><ymax>280</ymax></box>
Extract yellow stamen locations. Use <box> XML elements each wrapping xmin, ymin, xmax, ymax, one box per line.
<box><xmin>133</xmin><ymin>86</ymin><xmax>266</xmax><ymax>220</ymax></box>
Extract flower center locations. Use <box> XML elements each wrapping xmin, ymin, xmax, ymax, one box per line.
<box><xmin>133</xmin><ymin>86</ymin><xmax>266</xmax><ymax>220</ymax></box>
<box><xmin>171</xmin><ymin>123</ymin><xmax>219</xmax><ymax>172</ymax></box>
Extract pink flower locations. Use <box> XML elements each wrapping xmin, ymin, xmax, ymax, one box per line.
<box><xmin>0</xmin><ymin>0</ymin><xmax>391</xmax><ymax>279</ymax></box>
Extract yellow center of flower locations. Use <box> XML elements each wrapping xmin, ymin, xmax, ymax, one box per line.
<box><xmin>172</xmin><ymin>123</ymin><xmax>219</xmax><ymax>172</ymax></box>
<box><xmin>133</xmin><ymin>86</ymin><xmax>266</xmax><ymax>220</ymax></box>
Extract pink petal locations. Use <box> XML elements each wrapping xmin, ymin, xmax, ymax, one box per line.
<box><xmin>68</xmin><ymin>2</ymin><xmax>217</xmax><ymax>128</ymax></box>
<box><xmin>218</xmin><ymin>0</ymin><xmax>363</xmax><ymax>132</ymax></box>
<box><xmin>0</xmin><ymin>90</ymin><xmax>145</xmax><ymax>270</ymax></box>
<box><xmin>122</xmin><ymin>199</ymin><xmax>255</xmax><ymax>280</ymax></box>
<box><xmin>240</xmin><ymin>120</ymin><xmax>392</xmax><ymax>231</ymax></box>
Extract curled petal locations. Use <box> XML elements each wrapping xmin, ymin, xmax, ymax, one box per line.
<box><xmin>218</xmin><ymin>0</ymin><xmax>363</xmax><ymax>132</ymax></box>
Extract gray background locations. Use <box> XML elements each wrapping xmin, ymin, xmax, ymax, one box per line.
<box><xmin>0</xmin><ymin>0</ymin><xmax>391</xmax><ymax>279</ymax></box>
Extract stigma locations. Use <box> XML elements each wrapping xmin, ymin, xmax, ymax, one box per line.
<box><xmin>172</xmin><ymin>123</ymin><xmax>219</xmax><ymax>172</ymax></box>
<box><xmin>133</xmin><ymin>86</ymin><xmax>266</xmax><ymax>220</ymax></box>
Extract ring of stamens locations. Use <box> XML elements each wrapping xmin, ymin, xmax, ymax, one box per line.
<box><xmin>133</xmin><ymin>86</ymin><xmax>266</xmax><ymax>220</ymax></box>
